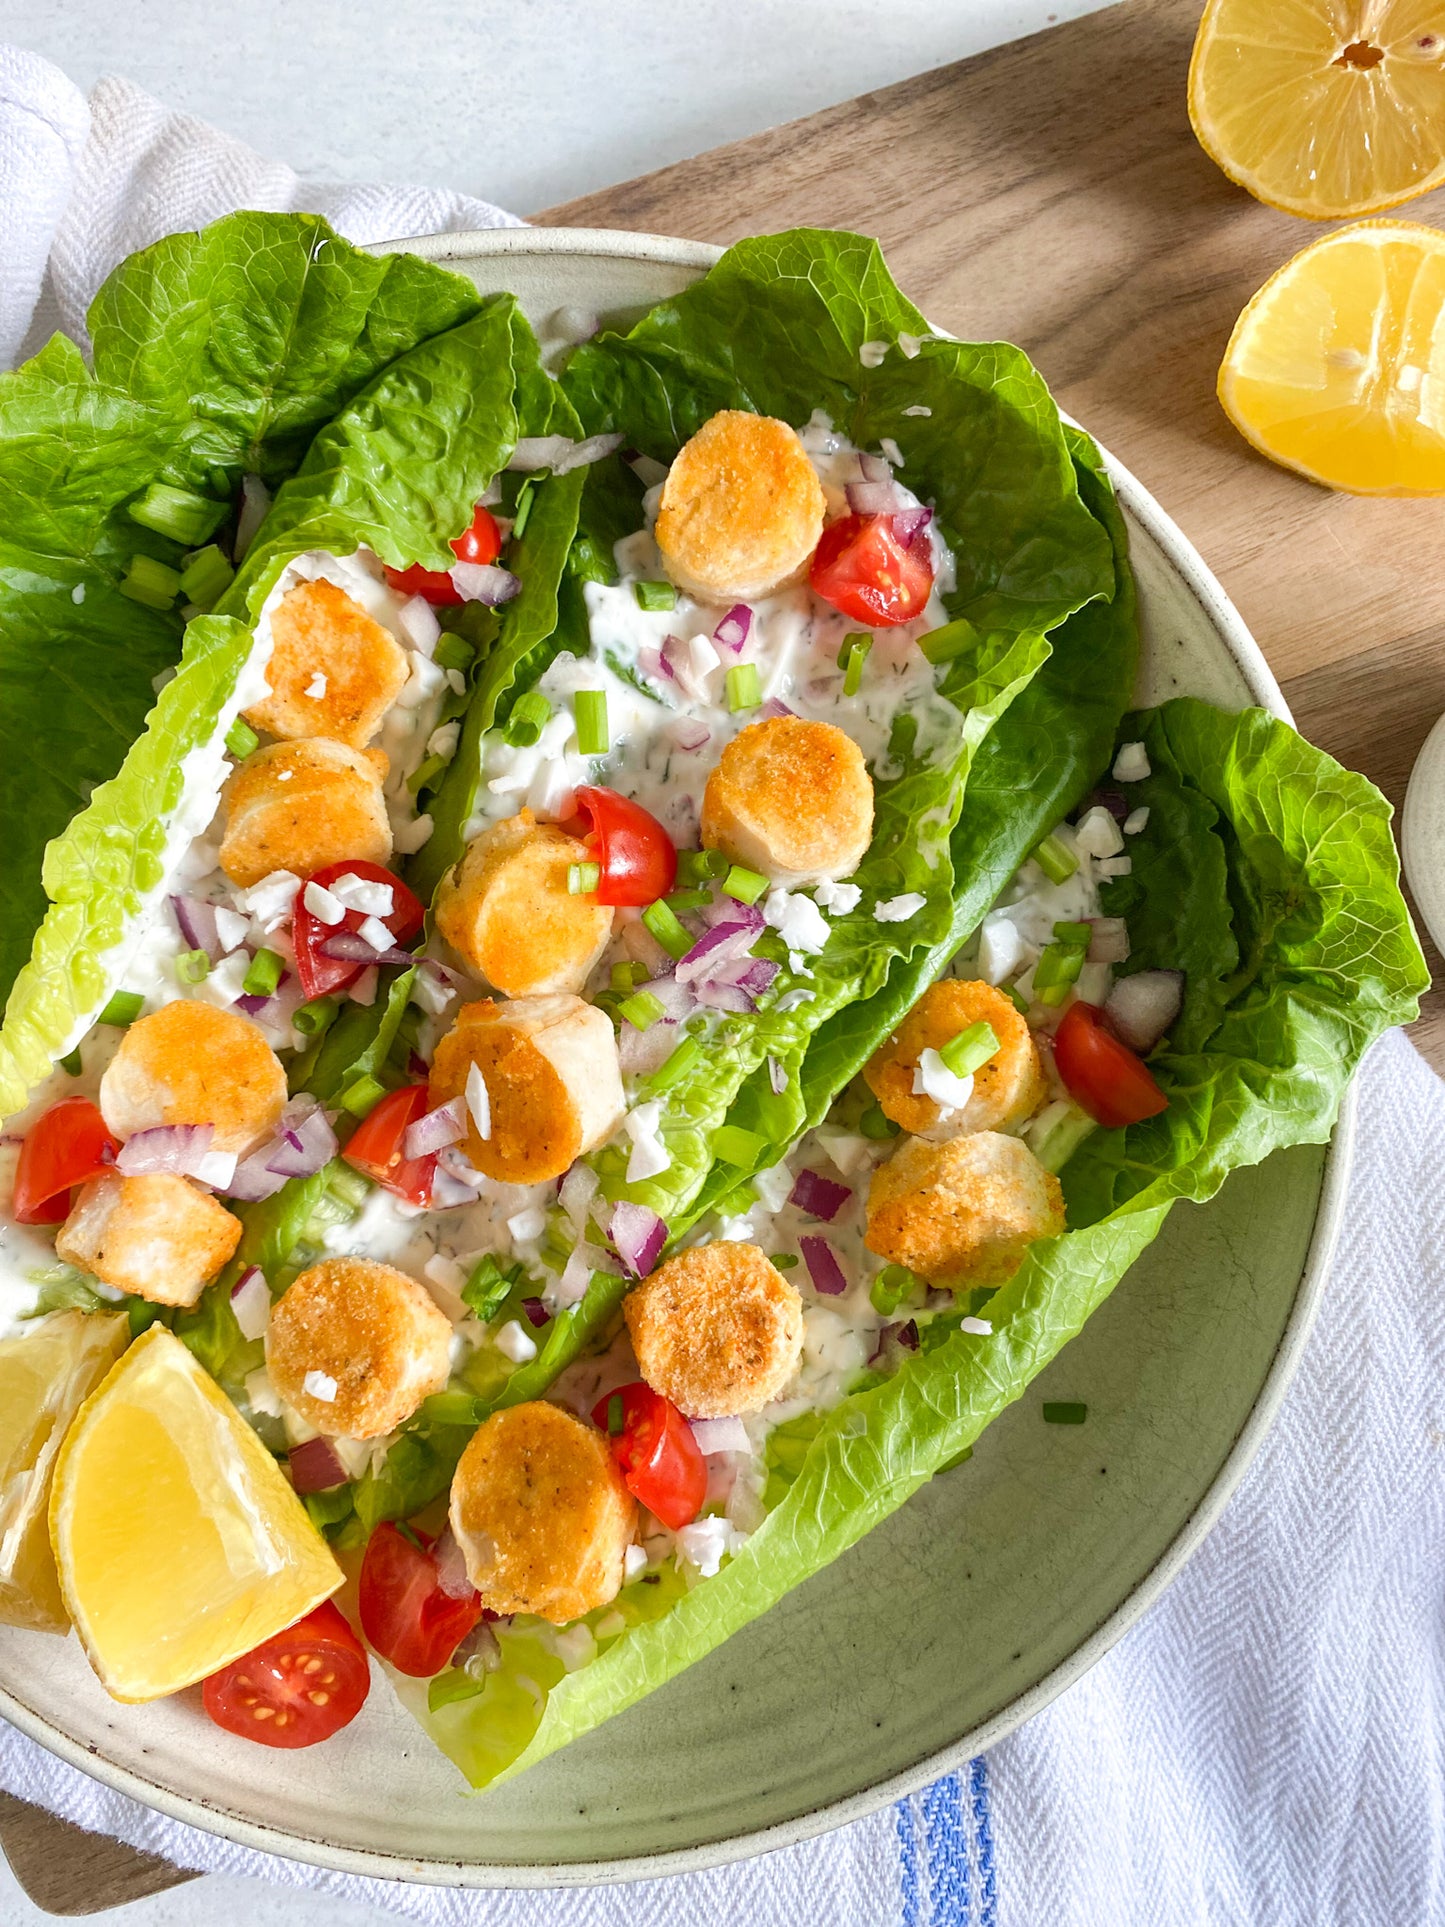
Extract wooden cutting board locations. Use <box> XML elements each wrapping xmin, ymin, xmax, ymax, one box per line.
<box><xmin>5</xmin><ymin>0</ymin><xmax>1440</xmax><ymax>1909</ymax></box>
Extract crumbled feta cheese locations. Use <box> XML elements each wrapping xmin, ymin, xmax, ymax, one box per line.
<box><xmin>978</xmin><ymin>917</ymin><xmax>1025</xmax><ymax>986</ymax></box>
<box><xmin>358</xmin><ymin>914</ymin><xmax>396</xmax><ymax>954</ymax></box>
<box><xmin>1124</xmin><ymin>806</ymin><xmax>1150</xmax><ymax>836</ymax></box>
<box><xmin>302</xmin><ymin>880</ymin><xmax>346</xmax><ymax>925</ymax></box>
<box><xmin>305</xmin><ymin>671</ymin><xmax>328</xmax><ymax>699</ymax></box>
<box><xmin>1095</xmin><ymin>855</ymin><xmax>1132</xmax><ymax>880</ymax></box>
<box><xmin>691</xmin><ymin>1415</ymin><xmax>750</xmax><ymax>1456</ymax></box>
<box><xmin>494</xmin><ymin>1319</ymin><xmax>538</xmax><ymax>1364</ymax></box>
<box><xmin>1113</xmin><ymin>741</ymin><xmax>1151</xmax><ymax>783</ymax></box>
<box><xmin>212</xmin><ymin>905</ymin><xmax>250</xmax><ymax>954</ymax></box>
<box><xmin>303</xmin><ymin>1370</ymin><xmax>338</xmax><ymax>1403</ymax></box>
<box><xmin>751</xmin><ymin>1161</ymin><xmax>794</xmax><ymax>1212</ymax></box>
<box><xmin>874</xmin><ymin>892</ymin><xmax>926</xmax><ymax>923</ymax></box>
<box><xmin>624</xmin><ymin>1100</ymin><xmax>671</xmax><ymax>1183</ymax></box>
<box><xmin>392</xmin><ymin>813</ymin><xmax>434</xmax><ymax>854</ymax></box>
<box><xmin>959</xmin><ymin>1317</ymin><xmax>993</xmax><ymax>1336</ymax></box>
<box><xmin>912</xmin><ymin>1049</ymin><xmax>974</xmax><ymax>1113</ymax></box>
<box><xmin>466</xmin><ymin>1062</ymin><xmax>492</xmax><ymax>1140</ymax></box>
<box><xmin>507</xmin><ymin>1206</ymin><xmax>547</xmax><ymax>1244</ymax></box>
<box><xmin>398</xmin><ymin>595</ymin><xmax>441</xmax><ymax>654</ymax></box>
<box><xmin>331</xmin><ymin>873</ymin><xmax>394</xmax><ymax>916</ymax></box>
<box><xmin>427</xmin><ymin>720</ymin><xmax>461</xmax><ymax>761</ymax></box>
<box><xmin>623</xmin><ymin>1544</ymin><xmax>648</xmax><ymax>1583</ymax></box>
<box><xmin>814</xmin><ymin>879</ymin><xmax>862</xmax><ymax>916</ymax></box>
<box><xmin>244</xmin><ymin>1367</ymin><xmax>283</xmax><ymax>1418</ymax></box>
<box><xmin>764</xmin><ymin>888</ymin><xmax>831</xmax><ymax>955</ymax></box>
<box><xmin>1074</xmin><ymin>806</ymin><xmax>1125</xmax><ymax>860</ymax></box>
<box><xmin>409</xmin><ymin>966</ymin><xmax>454</xmax><ymax>1016</ymax></box>
<box><xmin>236</xmin><ymin>870</ymin><xmax>300</xmax><ymax>922</ymax></box>
<box><xmin>676</xmin><ymin>1516</ymin><xmax>744</xmax><ymax>1578</ymax></box>
<box><xmin>815</xmin><ymin>1130</ymin><xmax>873</xmax><ymax>1177</ymax></box>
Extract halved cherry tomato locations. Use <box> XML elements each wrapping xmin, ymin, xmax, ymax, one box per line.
<box><xmin>358</xmin><ymin>1521</ymin><xmax>484</xmax><ymax>1677</ymax></box>
<box><xmin>202</xmin><ymin>1600</ymin><xmax>369</xmax><ymax>1748</ymax></box>
<box><xmin>808</xmin><ymin>512</ymin><xmax>935</xmax><ymax>627</ymax></box>
<box><xmin>341</xmin><ymin>1083</ymin><xmax>436</xmax><ymax>1206</ymax></box>
<box><xmin>573</xmin><ymin>787</ymin><xmax>678</xmax><ymax>907</ymax></box>
<box><xmin>292</xmin><ymin>860</ymin><xmax>425</xmax><ymax>1002</ymax></box>
<box><xmin>13</xmin><ymin>1096</ymin><xmax>120</xmax><ymax>1225</ymax></box>
<box><xmin>591</xmin><ymin>1381</ymin><xmax>706</xmax><ymax>1530</ymax></box>
<box><xmin>383</xmin><ymin>503</ymin><xmax>504</xmax><ymax>604</ymax></box>
<box><xmin>1053</xmin><ymin>1000</ymin><xmax>1169</xmax><ymax>1130</ymax></box>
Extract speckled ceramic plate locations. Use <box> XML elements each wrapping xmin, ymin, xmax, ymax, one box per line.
<box><xmin>0</xmin><ymin>229</ymin><xmax>1351</xmax><ymax>1888</ymax></box>
<box><xmin>1403</xmin><ymin>709</ymin><xmax>1445</xmax><ymax>957</ymax></box>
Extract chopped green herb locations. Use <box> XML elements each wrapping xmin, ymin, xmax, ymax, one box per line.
<box><xmin>127</xmin><ymin>482</ymin><xmax>227</xmax><ymax>547</ymax></box>
<box><xmin>1033</xmin><ymin>832</ymin><xmax>1078</xmax><ymax>885</ymax></box>
<box><xmin>117</xmin><ymin>553</ymin><xmax>182</xmax><ymax>610</ymax></box>
<box><xmin>610</xmin><ymin>960</ymin><xmax>649</xmax><ymax>992</ymax></box>
<box><xmin>1042</xmin><ymin>1402</ymin><xmax>1088</xmax><ymax>1425</ymax></box>
<box><xmin>770</xmin><ymin>1253</ymin><xmax>800</xmax><ymax>1271</ymax></box>
<box><xmin>58</xmin><ymin>1047</ymin><xmax>83</xmax><ymax>1077</ymax></box>
<box><xmin>568</xmin><ymin>534</ymin><xmax>616</xmax><ymax>586</ymax></box>
<box><xmin>714</xmin><ymin>1123</ymin><xmax>765</xmax><ymax>1166</ymax></box>
<box><xmin>859</xmin><ymin>1102</ymin><xmax>900</xmax><ymax>1140</ymax></box>
<box><xmin>568</xmin><ymin>861</ymin><xmax>601</xmax><ymax>895</ymax></box>
<box><xmin>641</xmin><ymin>899</ymin><xmax>692</xmax><ymax>961</ymax></box>
<box><xmin>574</xmin><ymin>689</ymin><xmax>609</xmax><ymax>755</ymax></box>
<box><xmin>98</xmin><ymin>990</ymin><xmax>144</xmax><ymax>1027</ymax></box>
<box><xmin>606</xmin><ymin>1392</ymin><xmax>625</xmax><ymax>1436</ymax></box>
<box><xmin>243</xmin><ymin>948</ymin><xmax>284</xmax><ymax>998</ymax></box>
<box><xmin>723</xmin><ymin>864</ymin><xmax>768</xmax><ymax>905</ymax></box>
<box><xmin>339</xmin><ymin>1072</ymin><xmax>387</xmax><ymax>1117</ymax></box>
<box><xmin>940</xmin><ymin>1020</ymin><xmax>1000</xmax><ymax>1079</ymax></box>
<box><xmin>433</xmin><ymin>633</ymin><xmax>474</xmax><ymax>674</ymax></box>
<box><xmin>178</xmin><ymin>543</ymin><xmax>234</xmax><ymax>610</ymax></box>
<box><xmin>505</xmin><ymin>691</ymin><xmax>552</xmax><ymax>747</ymax></box>
<box><xmin>619</xmin><ymin>990</ymin><xmax>666</xmax><ymax>1032</ymax></box>
<box><xmin>677</xmin><ymin>848</ymin><xmax>727</xmax><ymax>884</ymax></box>
<box><xmin>726</xmin><ymin>663</ymin><xmax>762</xmax><ymax>712</ymax></box>
<box><xmin>644</xmin><ymin>1035</ymin><xmax>703</xmax><ymax>1092</ymax></box>
<box><xmin>225</xmin><ymin>717</ymin><xmax>259</xmax><ymax>760</ymax></box>
<box><xmin>462</xmin><ymin>1253</ymin><xmax>523</xmax><ymax>1323</ymax></box>
<box><xmin>838</xmin><ymin>632</ymin><xmax>872</xmax><ymax>695</ymax></box>
<box><xmin>633</xmin><ymin>579</ymin><xmax>676</xmax><ymax>612</ymax></box>
<box><xmin>1053</xmin><ymin>920</ymin><xmax>1092</xmax><ymax>946</ymax></box>
<box><xmin>664</xmin><ymin>887</ymin><xmax>712</xmax><ymax>912</ymax></box>
<box><xmin>870</xmin><ymin>1263</ymin><xmax>917</xmax><ymax>1317</ymax></box>
<box><xmin>917</xmin><ymin>617</ymin><xmax>982</xmax><ymax>666</ymax></box>
<box><xmin>293</xmin><ymin>995</ymin><xmax>339</xmax><ymax>1039</ymax></box>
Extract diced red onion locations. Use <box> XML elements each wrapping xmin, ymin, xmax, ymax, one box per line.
<box><xmin>659</xmin><ymin>632</ymin><xmax>717</xmax><ymax>703</ymax></box>
<box><xmin>521</xmin><ymin>1296</ymin><xmax>549</xmax><ymax>1328</ymax></box>
<box><xmin>758</xmin><ymin>697</ymin><xmax>795</xmax><ymax>722</ymax></box>
<box><xmin>691</xmin><ymin>979</ymin><xmax>751</xmax><ymax>1014</ymax></box>
<box><xmin>116</xmin><ymin>1122</ymin><xmax>216</xmax><ymax>1179</ymax></box>
<box><xmin>712</xmin><ymin>605</ymin><xmax>752</xmax><ymax>654</ymax></box>
<box><xmin>1087</xmin><ymin>918</ymin><xmax>1131</xmax><ymax>965</ymax></box>
<box><xmin>288</xmin><ymin>1437</ymin><xmax>348</xmax><ymax>1494</ymax></box>
<box><xmin>264</xmin><ymin>1105</ymin><xmax>337</xmax><ymax>1180</ymax></box>
<box><xmin>610</xmin><ymin>1200</ymin><xmax>667</xmax><ymax>1278</ymax></box>
<box><xmin>429</xmin><ymin>1162</ymin><xmax>478</xmax><ymax>1209</ymax></box>
<box><xmin>693</xmin><ymin>954</ymin><xmax>779</xmax><ymax>1011</ymax></box>
<box><xmin>690</xmin><ymin>1415</ymin><xmax>750</xmax><ymax>1456</ymax></box>
<box><xmin>507</xmin><ymin>431</ymin><xmax>624</xmax><ymax>475</ymax></box>
<box><xmin>1103</xmin><ymin>970</ymin><xmax>1183</xmax><ymax>1053</ymax></box>
<box><xmin>235</xmin><ymin>992</ymin><xmax>271</xmax><ymax>1017</ymax></box>
<box><xmin>675</xmin><ymin>918</ymin><xmax>758</xmax><ymax>984</ymax></box>
<box><xmin>397</xmin><ymin>594</ymin><xmax>441</xmax><ymax>655</ymax></box>
<box><xmin>640</xmin><ymin>643</ymin><xmax>673</xmax><ymax>684</ymax></box>
<box><xmin>402</xmin><ymin>1097</ymin><xmax>466</xmax><ymax>1160</ymax></box>
<box><xmin>768</xmin><ymin>1056</ymin><xmax>788</xmax><ymax>1095</ymax></box>
<box><xmin>229</xmin><ymin>1266</ymin><xmax>271</xmax><ymax>1342</ymax></box>
<box><xmin>435</xmin><ymin>1143</ymin><xmax>485</xmax><ymax>1189</ymax></box>
<box><xmin>789</xmin><ymin>1169</ymin><xmax>852</xmax><ymax>1222</ymax></box>
<box><xmin>672</xmin><ymin>720</ymin><xmax>712</xmax><ymax>753</ymax></box>
<box><xmin>847</xmin><ymin>479</ymin><xmax>903</xmax><ymax>515</ymax></box>
<box><xmin>433</xmin><ymin>1526</ymin><xmax>477</xmax><ymax>1601</ymax></box>
<box><xmin>857</xmin><ymin>451</ymin><xmax>892</xmax><ymax>483</ymax></box>
<box><xmin>619</xmin><ymin>1015</ymin><xmax>679</xmax><ymax>1079</ymax></box>
<box><xmin>224</xmin><ymin>1149</ymin><xmax>289</xmax><ymax>1202</ymax></box>
<box><xmin>868</xmin><ymin>1318</ymin><xmax>920</xmax><ymax>1366</ymax></box>
<box><xmin>169</xmin><ymin>894</ymin><xmax>220</xmax><ymax>962</ymax></box>
<box><xmin>701</xmin><ymin>894</ymin><xmax>764</xmax><ymax>933</ymax></box>
<box><xmin>450</xmin><ymin>562</ymin><xmax>521</xmax><ymax>607</ymax></box>
<box><xmin>319</xmin><ymin>932</ymin><xmax>415</xmax><ymax>969</ymax></box>
<box><xmin>800</xmin><ymin>1234</ymin><xmax>848</xmax><ymax>1297</ymax></box>
<box><xmin>1082</xmin><ymin>787</ymin><xmax>1129</xmax><ymax>824</ymax></box>
<box><xmin>892</xmin><ymin>506</ymin><xmax>933</xmax><ymax>545</ymax></box>
<box><xmin>235</xmin><ymin>474</ymin><xmax>271</xmax><ymax>563</ymax></box>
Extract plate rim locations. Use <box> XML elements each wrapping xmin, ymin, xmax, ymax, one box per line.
<box><xmin>0</xmin><ymin>223</ymin><xmax>1351</xmax><ymax>1888</ymax></box>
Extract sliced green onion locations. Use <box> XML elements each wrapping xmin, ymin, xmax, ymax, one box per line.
<box><xmin>505</xmin><ymin>691</ymin><xmax>552</xmax><ymax>747</ymax></box>
<box><xmin>888</xmin><ymin>711</ymin><xmax>918</xmax><ymax>764</ymax></box>
<box><xmin>1034</xmin><ymin>941</ymin><xmax>1086</xmax><ymax>1006</ymax></box>
<box><xmin>59</xmin><ymin>1047</ymin><xmax>83</xmax><ymax>1077</ymax></box>
<box><xmin>641</xmin><ymin>899</ymin><xmax>691</xmax><ymax>961</ymax></box>
<box><xmin>870</xmin><ymin>1264</ymin><xmax>917</xmax><ymax>1317</ymax></box>
<box><xmin>726</xmin><ymin>663</ymin><xmax>762</xmax><ymax>712</ymax></box>
<box><xmin>684</xmin><ymin>1012</ymin><xmax>710</xmax><ymax>1037</ymax></box>
<box><xmin>127</xmin><ymin>482</ymin><xmax>227</xmax><ymax>547</ymax></box>
<box><xmin>610</xmin><ymin>960</ymin><xmax>649</xmax><ymax>992</ymax></box>
<box><xmin>606</xmin><ymin>1392</ymin><xmax>625</xmax><ymax>1436</ymax></box>
<box><xmin>420</xmin><ymin>1390</ymin><xmax>483</xmax><ymax>1429</ymax></box>
<box><xmin>859</xmin><ymin>1102</ymin><xmax>900</xmax><ymax>1140</ymax></box>
<box><xmin>677</xmin><ymin>847</ymin><xmax>727</xmax><ymax>884</ymax></box>
<box><xmin>1033</xmin><ymin>833</ymin><xmax>1078</xmax><ymax>885</ymax></box>
<box><xmin>117</xmin><ymin>553</ymin><xmax>182</xmax><ymax>610</ymax></box>
<box><xmin>225</xmin><ymin>717</ymin><xmax>259</xmax><ymax>760</ymax></box>
<box><xmin>619</xmin><ymin>990</ymin><xmax>666</xmax><ymax>1032</ymax></box>
<box><xmin>428</xmin><ymin>1669</ymin><xmax>485</xmax><ymax>1713</ymax></box>
<box><xmin>917</xmin><ymin>617</ymin><xmax>981</xmax><ymax>666</ymax></box>
<box><xmin>1002</xmin><ymin>983</ymin><xmax>1030</xmax><ymax>1015</ymax></box>
<box><xmin>574</xmin><ymin>689</ymin><xmax>609</xmax><ymax>755</ymax></box>
<box><xmin>940</xmin><ymin>1020</ymin><xmax>1000</xmax><ymax>1079</ymax></box>
<box><xmin>722</xmin><ymin>864</ymin><xmax>768</xmax><ymax>905</ymax></box>
<box><xmin>644</xmin><ymin>1035</ymin><xmax>703</xmax><ymax>1093</ymax></box>
<box><xmin>568</xmin><ymin>534</ymin><xmax>616</xmax><ymax>586</ymax></box>
<box><xmin>1053</xmin><ymin>919</ymin><xmax>1092</xmax><ymax>946</ymax></box>
<box><xmin>714</xmin><ymin>1123</ymin><xmax>765</xmax><ymax>1166</ymax></box>
<box><xmin>633</xmin><ymin>579</ymin><xmax>676</xmax><ymax>612</ymax></box>
<box><xmin>770</xmin><ymin>1253</ymin><xmax>799</xmax><ymax>1271</ymax></box>
<box><xmin>839</xmin><ymin>633</ymin><xmax>872</xmax><ymax>696</ymax></box>
<box><xmin>98</xmin><ymin>991</ymin><xmax>144</xmax><ymax>1027</ymax></box>
<box><xmin>293</xmin><ymin>995</ymin><xmax>339</xmax><ymax>1039</ymax></box>
<box><xmin>510</xmin><ymin>480</ymin><xmax>535</xmax><ymax>540</ymax></box>
<box><xmin>178</xmin><ymin>543</ymin><xmax>234</xmax><ymax>610</ymax></box>
<box><xmin>433</xmin><ymin>633</ymin><xmax>474</xmax><ymax>673</ymax></box>
<box><xmin>339</xmin><ymin>1072</ymin><xmax>388</xmax><ymax>1117</ymax></box>
<box><xmin>1042</xmin><ymin>1402</ymin><xmax>1088</xmax><ymax>1425</ymax></box>
<box><xmin>176</xmin><ymin>948</ymin><xmax>210</xmax><ymax>984</ymax></box>
<box><xmin>1032</xmin><ymin>1105</ymin><xmax>1097</xmax><ymax>1174</ymax></box>
<box><xmin>243</xmin><ymin>948</ymin><xmax>284</xmax><ymax>998</ymax></box>
<box><xmin>407</xmin><ymin>752</ymin><xmax>447</xmax><ymax>796</ymax></box>
<box><xmin>664</xmin><ymin>887</ymin><xmax>712</xmax><ymax>912</ymax></box>
<box><xmin>568</xmin><ymin>861</ymin><xmax>601</xmax><ymax>895</ymax></box>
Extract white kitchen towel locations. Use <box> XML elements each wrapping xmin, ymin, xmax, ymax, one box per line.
<box><xmin>0</xmin><ymin>41</ymin><xmax>1441</xmax><ymax>1927</ymax></box>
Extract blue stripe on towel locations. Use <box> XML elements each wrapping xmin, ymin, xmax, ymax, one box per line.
<box><xmin>970</xmin><ymin>1758</ymin><xmax>997</xmax><ymax>1927</ymax></box>
<box><xmin>897</xmin><ymin>1791</ymin><xmax>922</xmax><ymax>1927</ymax></box>
<box><xmin>924</xmin><ymin>1774</ymin><xmax>969</xmax><ymax>1922</ymax></box>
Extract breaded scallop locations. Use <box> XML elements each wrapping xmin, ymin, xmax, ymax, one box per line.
<box><xmin>434</xmin><ymin>811</ymin><xmax>614</xmax><ymax>997</ymax></box>
<box><xmin>218</xmin><ymin>738</ymin><xmax>392</xmax><ymax>888</ymax></box>
<box><xmin>864</xmin><ymin>980</ymin><xmax>1046</xmax><ymax>1138</ymax></box>
<box><xmin>448</xmin><ymin>1401</ymin><xmax>635</xmax><ymax>1622</ymax></box>
<box><xmin>624</xmin><ymin>1240</ymin><xmax>804</xmax><ymax>1419</ymax></box>
<box><xmin>56</xmin><ymin>1172</ymin><xmax>242</xmax><ymax>1308</ymax></box>
<box><xmin>654</xmin><ymin>410</ymin><xmax>826</xmax><ymax>604</ymax></box>
<box><xmin>243</xmin><ymin>578</ymin><xmax>408</xmax><ymax>749</ymax></box>
<box><xmin>99</xmin><ymin>1001</ymin><xmax>286</xmax><ymax>1155</ymax></box>
<box><xmin>865</xmin><ymin>1132</ymin><xmax>1064</xmax><ymax>1288</ymax></box>
<box><xmin>701</xmin><ymin>716</ymin><xmax>873</xmax><ymax>885</ymax></box>
<box><xmin>428</xmin><ymin>994</ymin><xmax>624</xmax><ymax>1185</ymax></box>
<box><xmin>266</xmin><ymin>1257</ymin><xmax>452</xmax><ymax>1440</ymax></box>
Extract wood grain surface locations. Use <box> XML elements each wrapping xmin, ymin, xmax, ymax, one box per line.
<box><xmin>6</xmin><ymin>0</ymin><xmax>1441</xmax><ymax>1911</ymax></box>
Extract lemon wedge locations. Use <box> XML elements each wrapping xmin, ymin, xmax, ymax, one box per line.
<box><xmin>1190</xmin><ymin>0</ymin><xmax>1445</xmax><ymax>219</ymax></box>
<box><xmin>49</xmin><ymin>1325</ymin><xmax>340</xmax><ymax>1702</ymax></box>
<box><xmin>0</xmin><ymin>1311</ymin><xmax>129</xmax><ymax>1635</ymax></box>
<box><xmin>1219</xmin><ymin>220</ymin><xmax>1445</xmax><ymax>494</ymax></box>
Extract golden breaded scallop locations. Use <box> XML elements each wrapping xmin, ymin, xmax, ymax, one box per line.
<box><xmin>655</xmin><ymin>411</ymin><xmax>826</xmax><ymax>604</ymax></box>
<box><xmin>434</xmin><ymin>811</ymin><xmax>614</xmax><ymax>997</ymax></box>
<box><xmin>448</xmin><ymin>1401</ymin><xmax>635</xmax><ymax>1623</ymax></box>
<box><xmin>56</xmin><ymin>1173</ymin><xmax>241</xmax><ymax>1308</ymax></box>
<box><xmin>428</xmin><ymin>994</ymin><xmax>624</xmax><ymax>1185</ymax></box>
<box><xmin>864</xmin><ymin>981</ymin><xmax>1046</xmax><ymax>1139</ymax></box>
<box><xmin>218</xmin><ymin>738</ymin><xmax>392</xmax><ymax>889</ymax></box>
<box><xmin>865</xmin><ymin>1132</ymin><xmax>1064</xmax><ymax>1288</ymax></box>
<box><xmin>266</xmin><ymin>1258</ymin><xmax>452</xmax><ymax>1440</ymax></box>
<box><xmin>99</xmin><ymin>1001</ymin><xmax>286</xmax><ymax>1155</ymax></box>
<box><xmin>243</xmin><ymin>578</ymin><xmax>408</xmax><ymax>749</ymax></box>
<box><xmin>701</xmin><ymin>715</ymin><xmax>873</xmax><ymax>885</ymax></box>
<box><xmin>624</xmin><ymin>1240</ymin><xmax>804</xmax><ymax>1419</ymax></box>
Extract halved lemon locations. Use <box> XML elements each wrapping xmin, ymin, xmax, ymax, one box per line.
<box><xmin>1219</xmin><ymin>220</ymin><xmax>1445</xmax><ymax>493</ymax></box>
<box><xmin>49</xmin><ymin>1325</ymin><xmax>340</xmax><ymax>1702</ymax></box>
<box><xmin>1189</xmin><ymin>0</ymin><xmax>1445</xmax><ymax>219</ymax></box>
<box><xmin>0</xmin><ymin>1310</ymin><xmax>128</xmax><ymax>1635</ymax></box>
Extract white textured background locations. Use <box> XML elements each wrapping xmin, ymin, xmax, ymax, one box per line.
<box><xmin>0</xmin><ymin>2</ymin><xmax>1114</xmax><ymax>1920</ymax></box>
